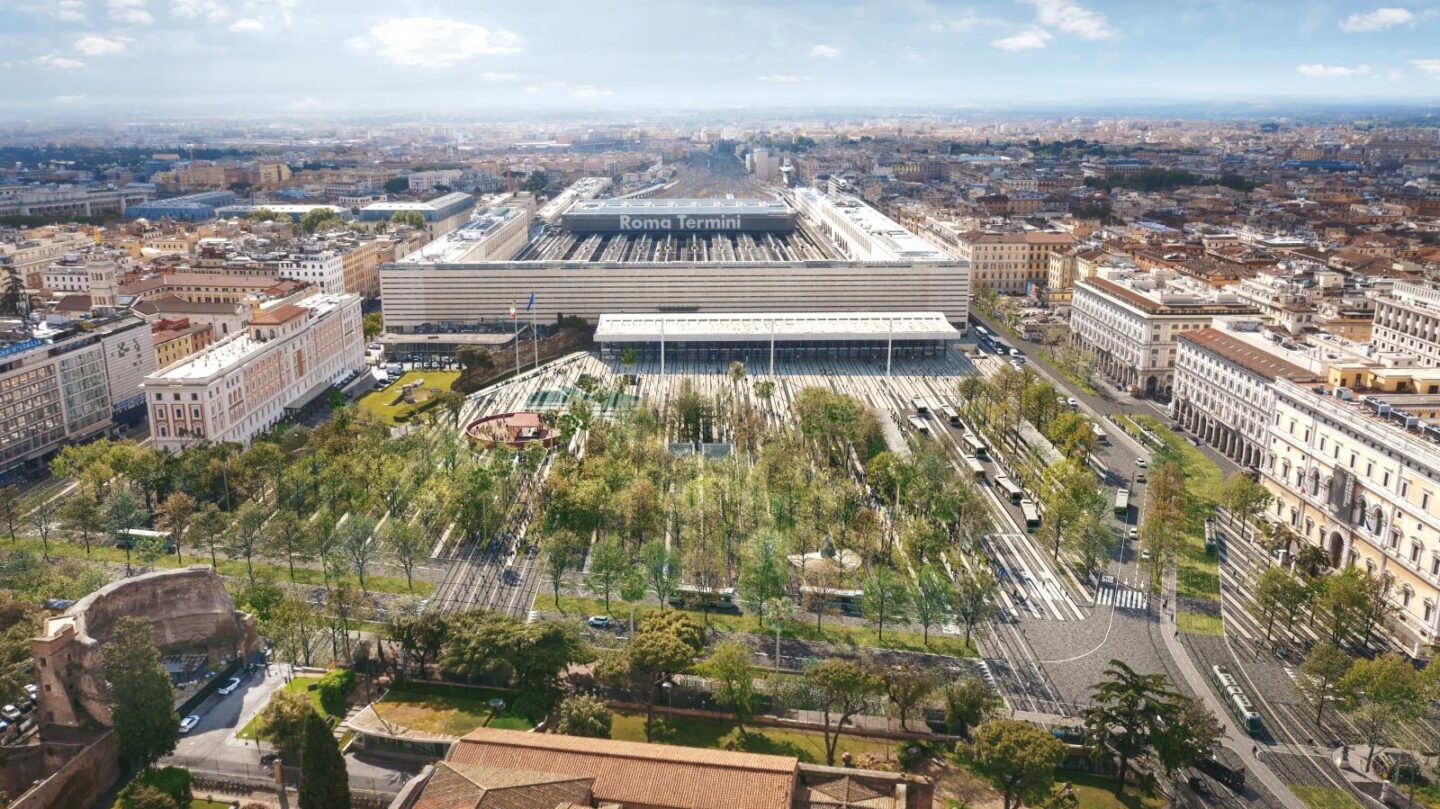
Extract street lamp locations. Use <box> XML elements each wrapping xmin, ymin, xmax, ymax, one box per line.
<box><xmin>660</xmin><ymin>681</ymin><xmax>673</xmax><ymax>711</ymax></box>
<box><xmin>483</xmin><ymin>697</ymin><xmax>506</xmax><ymax>727</ymax></box>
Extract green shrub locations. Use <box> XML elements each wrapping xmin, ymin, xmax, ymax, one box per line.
<box><xmin>317</xmin><ymin>668</ymin><xmax>356</xmax><ymax>716</ymax></box>
<box><xmin>118</xmin><ymin>767</ymin><xmax>191</xmax><ymax>807</ymax></box>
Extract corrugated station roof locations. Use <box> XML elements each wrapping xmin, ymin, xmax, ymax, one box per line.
<box><xmin>447</xmin><ymin>728</ymin><xmax>797</xmax><ymax>809</ymax></box>
<box><xmin>569</xmin><ymin>197</ymin><xmax>790</xmax><ymax>216</ymax></box>
<box><xmin>595</xmin><ymin>311</ymin><xmax>960</xmax><ymax>341</ymax></box>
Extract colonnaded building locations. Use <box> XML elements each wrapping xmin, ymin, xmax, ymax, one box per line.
<box><xmin>377</xmin><ymin>185</ymin><xmax>970</xmax><ymax>349</ymax></box>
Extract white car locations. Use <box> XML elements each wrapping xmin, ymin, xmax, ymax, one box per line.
<box><xmin>1128</xmin><ymin>527</ymin><xmax>1139</xmax><ymax>540</ymax></box>
<box><xmin>179</xmin><ymin>715</ymin><xmax>200</xmax><ymax>734</ymax></box>
<box><xmin>1135</xmin><ymin>458</ymin><xmax>1148</xmax><ymax>469</ymax></box>
<box><xmin>216</xmin><ymin>677</ymin><xmax>242</xmax><ymax>696</ymax></box>
<box><xmin>1067</xmin><ymin>397</ymin><xmax>1078</xmax><ymax>409</ymax></box>
<box><xmin>0</xmin><ymin>705</ymin><xmax>19</xmax><ymax>722</ymax></box>
<box><xmin>586</xmin><ymin>616</ymin><xmax>611</xmax><ymax>628</ymax></box>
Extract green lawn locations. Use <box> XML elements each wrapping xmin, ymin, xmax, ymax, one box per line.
<box><xmin>1176</xmin><ymin>612</ymin><xmax>1224</xmax><ymax>636</ymax></box>
<box><xmin>1062</xmin><ymin>771</ymin><xmax>1168</xmax><ymax>809</ymax></box>
<box><xmin>2</xmin><ymin>535</ymin><xmax>432</xmax><ymax>597</ymax></box>
<box><xmin>1120</xmin><ymin>414</ymin><xmax>1225</xmax><ymax>614</ymax></box>
<box><xmin>356</xmin><ymin>370</ymin><xmax>459</xmax><ymax>425</ymax></box>
<box><xmin>373</xmin><ymin>682</ymin><xmax>532</xmax><ymax>737</ymax></box>
<box><xmin>554</xmin><ymin>595</ymin><xmax>977</xmax><ymax>658</ymax></box>
<box><xmin>608</xmin><ymin>711</ymin><xmax>895</xmax><ymax>765</ymax></box>
<box><xmin>1038</xmin><ymin>348</ymin><xmax>1099</xmax><ymax>396</ymax></box>
<box><xmin>236</xmin><ymin>676</ymin><xmax>340</xmax><ymax>740</ymax></box>
<box><xmin>1290</xmin><ymin>785</ymin><xmax>1364</xmax><ymax>809</ymax></box>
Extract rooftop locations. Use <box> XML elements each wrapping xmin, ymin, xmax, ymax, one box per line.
<box><xmin>595</xmin><ymin>311</ymin><xmax>961</xmax><ymax>342</ymax></box>
<box><xmin>1179</xmin><ymin>327</ymin><xmax>1320</xmax><ymax>382</ymax></box>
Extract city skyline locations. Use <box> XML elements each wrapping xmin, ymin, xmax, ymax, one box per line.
<box><xmin>8</xmin><ymin>1</ymin><xmax>1440</xmax><ymax>114</ymax></box>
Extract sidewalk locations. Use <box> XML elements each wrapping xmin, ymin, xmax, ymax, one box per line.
<box><xmin>1160</xmin><ymin>568</ymin><xmax>1309</xmax><ymax>809</ymax></box>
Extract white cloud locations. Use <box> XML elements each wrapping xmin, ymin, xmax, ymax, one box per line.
<box><xmin>991</xmin><ymin>28</ymin><xmax>1052</xmax><ymax>51</ymax></box>
<box><xmin>1296</xmin><ymin>63</ymin><xmax>1373</xmax><ymax>78</ymax></box>
<box><xmin>478</xmin><ymin>72</ymin><xmax>521</xmax><ymax>81</ymax></box>
<box><xmin>755</xmin><ymin>74</ymin><xmax>810</xmax><ymax>83</ymax></box>
<box><xmin>1340</xmin><ymin>7</ymin><xmax>1414</xmax><ymax>32</ymax></box>
<box><xmin>34</xmin><ymin>53</ymin><xmax>86</xmax><ymax>70</ymax></box>
<box><xmin>74</xmin><ymin>34</ymin><xmax>132</xmax><ymax>55</ymax></box>
<box><xmin>1022</xmin><ymin>0</ymin><xmax>1115</xmax><ymax>39</ymax></box>
<box><xmin>170</xmin><ymin>0</ymin><xmax>228</xmax><ymax>22</ymax></box>
<box><xmin>108</xmin><ymin>0</ymin><xmax>152</xmax><ymax>25</ymax></box>
<box><xmin>51</xmin><ymin>0</ymin><xmax>88</xmax><ymax>23</ymax></box>
<box><xmin>570</xmin><ymin>85</ymin><xmax>612</xmax><ymax>99</ymax></box>
<box><xmin>927</xmin><ymin>13</ymin><xmax>1000</xmax><ymax>33</ymax></box>
<box><xmin>53</xmin><ymin>94</ymin><xmax>88</xmax><ymax>103</ymax></box>
<box><xmin>365</xmin><ymin>17</ymin><xmax>523</xmax><ymax>68</ymax></box>
<box><xmin>1410</xmin><ymin>58</ymin><xmax>1440</xmax><ymax>79</ymax></box>
<box><xmin>344</xmin><ymin>36</ymin><xmax>370</xmax><ymax>52</ymax></box>
<box><xmin>228</xmin><ymin>17</ymin><xmax>262</xmax><ymax>32</ymax></box>
<box><xmin>808</xmin><ymin>44</ymin><xmax>841</xmax><ymax>59</ymax></box>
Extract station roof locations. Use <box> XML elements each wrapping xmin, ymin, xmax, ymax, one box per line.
<box><xmin>594</xmin><ymin>311</ymin><xmax>960</xmax><ymax>342</ymax></box>
<box><xmin>568</xmin><ymin>197</ymin><xmax>790</xmax><ymax>216</ymax></box>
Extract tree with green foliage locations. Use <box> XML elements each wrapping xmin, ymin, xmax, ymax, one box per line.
<box><xmin>941</xmin><ymin>676</ymin><xmax>1002</xmax><ymax>738</ymax></box>
<box><xmin>389</xmin><ymin>210</ymin><xmax>425</xmax><ymax>229</ymax></box>
<box><xmin>951</xmin><ymin>565</ymin><xmax>1000</xmax><ymax>648</ymax></box>
<box><xmin>103</xmin><ymin>617</ymin><xmax>181</xmax><ymax>772</ymax></box>
<box><xmin>190</xmin><ymin>503</ymin><xmax>229</xmax><ymax>569</ymax></box>
<box><xmin>299</xmin><ymin>711</ymin><xmax>351</xmax><ymax>809</ymax></box>
<box><xmin>383</xmin><ymin>519</ymin><xmax>428</xmax><ymax>592</ymax></box>
<box><xmin>440</xmin><ymin>611</ymin><xmax>590</xmax><ymax>721</ymax></box>
<box><xmin>628</xmin><ymin>611</ymin><xmax>705</xmax><ymax>741</ymax></box>
<box><xmin>1139</xmin><ymin>460</ymin><xmax>1186</xmax><ymax>589</ymax></box>
<box><xmin>153</xmin><ymin>491</ymin><xmax>196</xmax><ymax>565</ymax></box>
<box><xmin>105</xmin><ymin>488</ymin><xmax>145</xmax><ymax>574</ymax></box>
<box><xmin>59</xmin><ymin>493</ymin><xmax>102</xmax><ymax>556</ymax></box>
<box><xmin>226</xmin><ymin>500</ymin><xmax>268</xmax><ymax>582</ymax></box>
<box><xmin>804</xmin><ymin>658</ymin><xmax>881</xmax><ymax>766</ymax></box>
<box><xmin>115</xmin><ymin>783</ymin><xmax>180</xmax><ymax>809</ymax></box>
<box><xmin>909</xmin><ymin>564</ymin><xmax>953</xmax><ymax>645</ymax></box>
<box><xmin>1298</xmin><ymin>642</ymin><xmax>1353</xmax><ymax>727</ymax></box>
<box><xmin>639</xmin><ymin>539</ymin><xmax>680</xmax><ymax>610</ymax></box>
<box><xmin>256</xmin><ymin>689</ymin><xmax>314</xmax><ymax>755</ymax></box>
<box><xmin>860</xmin><ymin>566</ymin><xmax>911</xmax><ymax>641</ymax></box>
<box><xmin>362</xmin><ymin>312</ymin><xmax>383</xmax><ymax>342</ymax></box>
<box><xmin>1254</xmin><ymin>567</ymin><xmax>1303</xmax><ymax>645</ymax></box>
<box><xmin>968</xmin><ymin>719</ymin><xmax>1068</xmax><ymax>809</ymax></box>
<box><xmin>1318</xmin><ymin>567</ymin><xmax>1371</xmax><ymax>647</ymax></box>
<box><xmin>1218</xmin><ymin>472</ymin><xmax>1272</xmax><ymax>528</ymax></box>
<box><xmin>737</xmin><ymin>532</ymin><xmax>788</xmax><ymax>627</ymax></box>
<box><xmin>523</xmin><ymin>171</ymin><xmax>549</xmax><ymax>193</ymax></box>
<box><xmin>1082</xmin><ymin>659</ymin><xmax>1219</xmax><ymax>794</ymax></box>
<box><xmin>0</xmin><ymin>268</ymin><xmax>27</xmax><ymax>320</ymax></box>
<box><xmin>1339</xmin><ymin>652</ymin><xmax>1427</xmax><ymax>769</ymax></box>
<box><xmin>26</xmin><ymin>494</ymin><xmax>59</xmax><ymax>561</ymax></box>
<box><xmin>880</xmin><ymin>661</ymin><xmax>935</xmax><ymax>731</ymax></box>
<box><xmin>542</xmin><ymin>529</ymin><xmax>585</xmax><ymax>609</ymax></box>
<box><xmin>586</xmin><ymin>538</ymin><xmax>629</xmax><ymax>612</ymax></box>
<box><xmin>299</xmin><ymin>207</ymin><xmax>343</xmax><ymax>234</ymax></box>
<box><xmin>555</xmin><ymin>694</ymin><xmax>613</xmax><ymax>738</ymax></box>
<box><xmin>0</xmin><ymin>486</ymin><xmax>19</xmax><ymax>544</ymax></box>
<box><xmin>700</xmin><ymin>641</ymin><xmax>757</xmax><ymax>731</ymax></box>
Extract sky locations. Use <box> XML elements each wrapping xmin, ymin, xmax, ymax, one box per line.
<box><xmin>5</xmin><ymin>0</ymin><xmax>1440</xmax><ymax>115</ymax></box>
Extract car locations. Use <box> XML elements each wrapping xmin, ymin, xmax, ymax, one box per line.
<box><xmin>1187</xmin><ymin>776</ymin><xmax>1212</xmax><ymax>799</ymax></box>
<box><xmin>23</xmin><ymin>684</ymin><xmax>37</xmax><ymax>699</ymax></box>
<box><xmin>179</xmin><ymin>715</ymin><xmax>200</xmax><ymax>734</ymax></box>
<box><xmin>216</xmin><ymin>677</ymin><xmax>242</xmax><ymax>696</ymax></box>
<box><xmin>1136</xmin><ymin>471</ymin><xmax>1146</xmax><ymax>483</ymax></box>
<box><xmin>586</xmin><ymin>615</ymin><xmax>611</xmax><ymax>628</ymax></box>
<box><xmin>1128</xmin><ymin>527</ymin><xmax>1139</xmax><ymax>540</ymax></box>
<box><xmin>1140</xmin><ymin>548</ymin><xmax>1152</xmax><ymax>561</ymax></box>
<box><xmin>1067</xmin><ymin>397</ymin><xmax>1078</xmax><ymax>409</ymax></box>
<box><xmin>0</xmin><ymin>705</ymin><xmax>20</xmax><ymax>723</ymax></box>
<box><xmin>1135</xmin><ymin>458</ymin><xmax>1148</xmax><ymax>469</ymax></box>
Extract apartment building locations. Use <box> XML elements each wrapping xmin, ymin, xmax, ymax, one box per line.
<box><xmin>1</xmin><ymin>231</ymin><xmax>92</xmax><ymax>288</ymax></box>
<box><xmin>131</xmin><ymin>297</ymin><xmax>250</xmax><ymax>340</ymax></box>
<box><xmin>0</xmin><ymin>186</ymin><xmax>151</xmax><ymax>219</ymax></box>
<box><xmin>1265</xmin><ymin>375</ymin><xmax>1440</xmax><ymax>656</ymax></box>
<box><xmin>1372</xmin><ymin>282</ymin><xmax>1440</xmax><ymax>367</ymax></box>
<box><xmin>1070</xmin><ymin>269</ymin><xmax>1257</xmax><ymax>399</ymax></box>
<box><xmin>258</xmin><ymin>163</ymin><xmax>292</xmax><ymax>186</ymax></box>
<box><xmin>151</xmin><ymin>317</ymin><xmax>215</xmax><ymax>371</ymax></box>
<box><xmin>120</xmin><ymin>273</ymin><xmax>285</xmax><ymax>305</ymax></box>
<box><xmin>142</xmin><ymin>293</ymin><xmax>363</xmax><ymax>451</ymax></box>
<box><xmin>0</xmin><ymin>315</ymin><xmax>154</xmax><ymax>480</ymax></box>
<box><xmin>1172</xmin><ymin>319</ymin><xmax>1320</xmax><ymax>470</ymax></box>
<box><xmin>277</xmin><ymin>251</ymin><xmax>345</xmax><ymax>295</ymax></box>
<box><xmin>943</xmin><ymin>229</ymin><xmax>1074</xmax><ymax>295</ymax></box>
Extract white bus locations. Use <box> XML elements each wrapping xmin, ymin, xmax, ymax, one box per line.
<box><xmin>1020</xmin><ymin>500</ymin><xmax>1041</xmax><ymax>532</ymax></box>
<box><xmin>962</xmin><ymin>455</ymin><xmax>986</xmax><ymax>480</ymax></box>
<box><xmin>962</xmin><ymin>432</ymin><xmax>988</xmax><ymax>459</ymax></box>
<box><xmin>1093</xmin><ymin>424</ymin><xmax>1108</xmax><ymax>445</ymax></box>
<box><xmin>995</xmin><ymin>475</ymin><xmax>1025</xmax><ymax>504</ymax></box>
<box><xmin>115</xmin><ymin>528</ymin><xmax>175</xmax><ymax>553</ymax></box>
<box><xmin>911</xmin><ymin>397</ymin><xmax>930</xmax><ymax>415</ymax></box>
<box><xmin>941</xmin><ymin>405</ymin><xmax>961</xmax><ymax>425</ymax></box>
<box><xmin>907</xmin><ymin>415</ymin><xmax>931</xmax><ymax>435</ymax></box>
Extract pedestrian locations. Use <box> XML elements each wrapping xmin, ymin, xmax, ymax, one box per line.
<box><xmin>1252</xmin><ymin>745</ymin><xmax>1259</xmax><ymax>756</ymax></box>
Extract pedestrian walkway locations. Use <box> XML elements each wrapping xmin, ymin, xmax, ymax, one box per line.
<box><xmin>1095</xmin><ymin>584</ymin><xmax>1148</xmax><ymax>611</ymax></box>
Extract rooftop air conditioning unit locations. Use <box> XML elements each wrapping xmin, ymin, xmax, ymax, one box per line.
<box><xmin>1335</xmin><ymin>387</ymin><xmax>1354</xmax><ymax>400</ymax></box>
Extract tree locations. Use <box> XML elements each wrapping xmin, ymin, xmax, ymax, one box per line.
<box><xmin>728</xmin><ymin>361</ymin><xmax>746</xmax><ymax>382</ymax></box>
<box><xmin>116</xmin><ymin>783</ymin><xmax>180</xmax><ymax>809</ymax></box>
<box><xmin>1339</xmin><ymin>652</ymin><xmax>1427</xmax><ymax>769</ymax></box>
<box><xmin>860</xmin><ymin>566</ymin><xmax>911</xmax><ymax>641</ymax></box>
<box><xmin>59</xmin><ymin>494</ymin><xmax>102</xmax><ymax>556</ymax></box>
<box><xmin>586</xmin><ymin>538</ymin><xmax>629</xmax><ymax>612</ymax></box>
<box><xmin>1139</xmin><ymin>460</ymin><xmax>1186</xmax><ymax>588</ymax></box>
<box><xmin>952</xmin><ymin>565</ymin><xmax>1000</xmax><ymax>648</ymax></box>
<box><xmin>700</xmin><ymin>641</ymin><xmax>757</xmax><ymax>731</ymax></box>
<box><xmin>1298</xmin><ymin>642</ymin><xmax>1353</xmax><ymax>728</ymax></box>
<box><xmin>804</xmin><ymin>658</ymin><xmax>880</xmax><ymax>766</ymax></box>
<box><xmin>1082</xmin><ymin>659</ymin><xmax>1216</xmax><ymax>794</ymax></box>
<box><xmin>299</xmin><ymin>208</ymin><xmax>342</xmax><ymax>235</ymax></box>
<box><xmin>628</xmin><ymin>611</ymin><xmax>705</xmax><ymax>741</ymax></box>
<box><xmin>383</xmin><ymin>519</ymin><xmax>428</xmax><ymax>592</ymax></box>
<box><xmin>103</xmin><ymin>617</ymin><xmax>181</xmax><ymax>772</ymax></box>
<box><xmin>0</xmin><ymin>486</ymin><xmax>19</xmax><ymax>544</ymax></box>
<box><xmin>27</xmin><ymin>495</ymin><xmax>60</xmax><ymax>561</ymax></box>
<box><xmin>542</xmin><ymin>529</ymin><xmax>585</xmax><ymax>610</ymax></box>
<box><xmin>105</xmin><ymin>488</ymin><xmax>145</xmax><ymax>574</ymax></box>
<box><xmin>383</xmin><ymin>177</ymin><xmax>408</xmax><ymax>195</ymax></box>
<box><xmin>881</xmin><ymin>662</ymin><xmax>935</xmax><ymax>731</ymax></box>
<box><xmin>1318</xmin><ymin>568</ymin><xmax>1370</xmax><ymax>647</ymax></box>
<box><xmin>941</xmin><ymin>676</ymin><xmax>1002</xmax><ymax>738</ymax></box>
<box><xmin>439</xmin><ymin>612</ymin><xmax>589</xmax><ymax>721</ymax></box>
<box><xmin>256</xmin><ymin>689</ymin><xmax>313</xmax><ymax>755</ymax></box>
<box><xmin>457</xmin><ymin>346</ymin><xmax>495</xmax><ymax>373</ymax></box>
<box><xmin>299</xmin><ymin>711</ymin><xmax>351</xmax><ymax>809</ymax></box>
<box><xmin>227</xmin><ymin>501</ymin><xmax>268</xmax><ymax>582</ymax></box>
<box><xmin>737</xmin><ymin>532</ymin><xmax>788</xmax><ymax>628</ymax></box>
<box><xmin>337</xmin><ymin>515</ymin><xmax>377</xmax><ymax>593</ymax></box>
<box><xmin>154</xmin><ymin>492</ymin><xmax>196</xmax><ymax>565</ymax></box>
<box><xmin>190</xmin><ymin>503</ymin><xmax>229</xmax><ymax>569</ymax></box>
<box><xmin>555</xmin><ymin>694</ymin><xmax>612</xmax><ymax>738</ymax></box>
<box><xmin>1254</xmin><ymin>567</ymin><xmax>1302</xmax><ymax>645</ymax></box>
<box><xmin>523</xmin><ymin>170</ymin><xmax>549</xmax><ymax>193</ymax></box>
<box><xmin>910</xmin><ymin>565</ymin><xmax>953</xmax><ymax>645</ymax></box>
<box><xmin>969</xmin><ymin>720</ymin><xmax>1067</xmax><ymax>809</ymax></box>
<box><xmin>362</xmin><ymin>312</ymin><xmax>383</xmax><ymax>342</ymax></box>
<box><xmin>1218</xmin><ymin>472</ymin><xmax>1272</xmax><ymax>527</ymax></box>
<box><xmin>639</xmin><ymin>539</ymin><xmax>680</xmax><ymax>610</ymax></box>
<box><xmin>754</xmin><ymin>380</ymin><xmax>775</xmax><ymax>401</ymax></box>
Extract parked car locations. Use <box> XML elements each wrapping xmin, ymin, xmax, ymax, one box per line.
<box><xmin>217</xmin><ymin>677</ymin><xmax>242</xmax><ymax>696</ymax></box>
<box><xmin>1128</xmin><ymin>527</ymin><xmax>1139</xmax><ymax>541</ymax></box>
<box><xmin>587</xmin><ymin>616</ymin><xmax>611</xmax><ymax>628</ymax></box>
<box><xmin>1</xmin><ymin>705</ymin><xmax>21</xmax><ymax>722</ymax></box>
<box><xmin>23</xmin><ymin>684</ymin><xmax>37</xmax><ymax>700</ymax></box>
<box><xmin>1187</xmin><ymin>776</ymin><xmax>1212</xmax><ymax>799</ymax></box>
<box><xmin>1067</xmin><ymin>397</ymin><xmax>1078</xmax><ymax>409</ymax></box>
<box><xmin>179</xmin><ymin>715</ymin><xmax>200</xmax><ymax>734</ymax></box>
<box><xmin>1135</xmin><ymin>458</ymin><xmax>1148</xmax><ymax>469</ymax></box>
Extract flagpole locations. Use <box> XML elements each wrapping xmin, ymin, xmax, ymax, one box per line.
<box><xmin>531</xmin><ymin>308</ymin><xmax>538</xmax><ymax>369</ymax></box>
<box><xmin>512</xmin><ymin>310</ymin><xmax>520</xmax><ymax>376</ymax></box>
